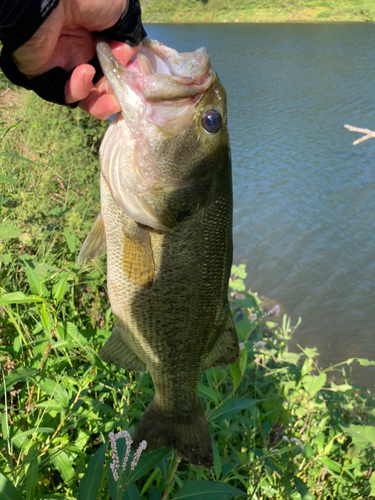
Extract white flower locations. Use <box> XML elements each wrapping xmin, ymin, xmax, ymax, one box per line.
<box><xmin>239</xmin><ymin>343</ymin><xmax>245</xmax><ymax>350</ymax></box>
<box><xmin>268</xmin><ymin>305</ymin><xmax>280</xmax><ymax>317</ymax></box>
<box><xmin>250</xmin><ymin>313</ymin><xmax>257</xmax><ymax>323</ymax></box>
<box><xmin>254</xmin><ymin>340</ymin><xmax>265</xmax><ymax>350</ymax></box>
<box><xmin>131</xmin><ymin>440</ymin><xmax>147</xmax><ymax>470</ymax></box>
<box><xmin>291</xmin><ymin>437</ymin><xmax>304</xmax><ymax>450</ymax></box>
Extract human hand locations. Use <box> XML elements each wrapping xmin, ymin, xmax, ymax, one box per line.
<box><xmin>12</xmin><ymin>0</ymin><xmax>143</xmax><ymax>119</ymax></box>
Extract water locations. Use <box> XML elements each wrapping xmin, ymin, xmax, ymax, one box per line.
<box><xmin>145</xmin><ymin>23</ymin><xmax>375</xmax><ymax>386</ymax></box>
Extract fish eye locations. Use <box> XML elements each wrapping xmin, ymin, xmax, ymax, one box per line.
<box><xmin>202</xmin><ymin>109</ymin><xmax>222</xmax><ymax>134</ymax></box>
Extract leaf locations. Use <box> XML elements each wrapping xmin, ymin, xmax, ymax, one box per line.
<box><xmin>35</xmin><ymin>379</ymin><xmax>69</xmax><ymax>408</ymax></box>
<box><xmin>369</xmin><ymin>473</ymin><xmax>375</xmax><ymax>496</ymax></box>
<box><xmin>25</xmin><ymin>444</ymin><xmax>38</xmax><ymax>500</ymax></box>
<box><xmin>52</xmin><ymin>273</ymin><xmax>69</xmax><ymax>302</ymax></box>
<box><xmin>318</xmin><ymin>457</ymin><xmax>342</xmax><ymax>473</ymax></box>
<box><xmin>198</xmin><ymin>383</ymin><xmax>219</xmax><ymax>405</ymax></box>
<box><xmin>24</xmin><ymin>262</ymin><xmax>43</xmax><ymax>295</ymax></box>
<box><xmin>239</xmin><ymin>346</ymin><xmax>248</xmax><ymax>377</ymax></box>
<box><xmin>347</xmin><ymin>357</ymin><xmax>375</xmax><ymax>367</ymax></box>
<box><xmin>343</xmin><ymin>425</ymin><xmax>375</xmax><ymax>450</ymax></box>
<box><xmin>330</xmin><ymin>382</ymin><xmax>353</xmax><ymax>393</ymax></box>
<box><xmin>229</xmin><ymin>278</ymin><xmax>246</xmax><ymax>292</ymax></box>
<box><xmin>50</xmin><ymin>450</ymin><xmax>76</xmax><ymax>490</ymax></box>
<box><xmin>0</xmin><ymin>367</ymin><xmax>37</xmax><ymax>399</ymax></box>
<box><xmin>0</xmin><ymin>292</ymin><xmax>43</xmax><ymax>306</ymax></box>
<box><xmin>229</xmin><ymin>362</ymin><xmax>240</xmax><ymax>388</ymax></box>
<box><xmin>0</xmin><ymin>472</ymin><xmax>24</xmax><ymax>500</ymax></box>
<box><xmin>123</xmin><ymin>483</ymin><xmax>141</xmax><ymax>500</ymax></box>
<box><xmin>0</xmin><ymin>152</ymin><xmax>40</xmax><ymax>165</ymax></box>
<box><xmin>63</xmin><ymin>228</ymin><xmax>78</xmax><ymax>253</ymax></box>
<box><xmin>293</xmin><ymin>477</ymin><xmax>310</xmax><ymax>499</ymax></box>
<box><xmin>0</xmin><ymin>174</ymin><xmax>17</xmax><ymax>184</ymax></box>
<box><xmin>208</xmin><ymin>398</ymin><xmax>258</xmax><ymax>422</ymax></box>
<box><xmin>0</xmin><ymin>222</ymin><xmax>22</xmax><ymax>241</ymax></box>
<box><xmin>302</xmin><ymin>373</ymin><xmax>326</xmax><ymax>398</ymax></box>
<box><xmin>212</xmin><ymin>441</ymin><xmax>222</xmax><ymax>481</ymax></box>
<box><xmin>126</xmin><ymin>448</ymin><xmax>171</xmax><ymax>483</ymax></box>
<box><xmin>77</xmin><ymin>443</ymin><xmax>107</xmax><ymax>500</ymax></box>
<box><xmin>173</xmin><ymin>480</ymin><xmax>245</xmax><ymax>500</ymax></box>
<box><xmin>12</xmin><ymin>427</ymin><xmax>54</xmax><ymax>449</ymax></box>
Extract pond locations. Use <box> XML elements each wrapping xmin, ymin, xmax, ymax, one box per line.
<box><xmin>146</xmin><ymin>23</ymin><xmax>375</xmax><ymax>387</ymax></box>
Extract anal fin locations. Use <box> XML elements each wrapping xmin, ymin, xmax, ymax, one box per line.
<box><xmin>202</xmin><ymin>307</ymin><xmax>239</xmax><ymax>370</ymax></box>
<box><xmin>78</xmin><ymin>213</ymin><xmax>106</xmax><ymax>264</ymax></box>
<box><xmin>99</xmin><ymin>324</ymin><xmax>146</xmax><ymax>372</ymax></box>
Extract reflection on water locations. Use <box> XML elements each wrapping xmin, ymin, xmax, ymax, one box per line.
<box><xmin>145</xmin><ymin>23</ymin><xmax>375</xmax><ymax>387</ymax></box>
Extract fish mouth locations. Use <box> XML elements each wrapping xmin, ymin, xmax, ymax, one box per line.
<box><xmin>97</xmin><ymin>37</ymin><xmax>215</xmax><ymax>104</ymax></box>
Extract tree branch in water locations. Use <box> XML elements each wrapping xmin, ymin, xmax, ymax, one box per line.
<box><xmin>344</xmin><ymin>124</ymin><xmax>375</xmax><ymax>145</ymax></box>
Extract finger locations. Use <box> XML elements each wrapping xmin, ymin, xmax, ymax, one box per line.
<box><xmin>79</xmin><ymin>90</ymin><xmax>121</xmax><ymax>120</ymax></box>
<box><xmin>109</xmin><ymin>40</ymin><xmax>141</xmax><ymax>67</ymax></box>
<box><xmin>65</xmin><ymin>64</ymin><xmax>96</xmax><ymax>104</ymax></box>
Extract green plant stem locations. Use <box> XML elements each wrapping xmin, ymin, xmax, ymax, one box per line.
<box><xmin>161</xmin><ymin>456</ymin><xmax>181</xmax><ymax>500</ymax></box>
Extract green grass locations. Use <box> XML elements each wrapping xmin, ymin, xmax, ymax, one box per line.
<box><xmin>141</xmin><ymin>0</ymin><xmax>375</xmax><ymax>22</ymax></box>
<box><xmin>1</xmin><ymin>78</ymin><xmax>375</xmax><ymax>499</ymax></box>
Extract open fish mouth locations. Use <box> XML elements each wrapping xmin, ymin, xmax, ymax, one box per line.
<box><xmin>96</xmin><ymin>37</ymin><xmax>216</xmax><ymax>105</ymax></box>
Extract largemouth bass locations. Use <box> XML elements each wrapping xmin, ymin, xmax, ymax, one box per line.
<box><xmin>78</xmin><ymin>38</ymin><xmax>239</xmax><ymax>468</ymax></box>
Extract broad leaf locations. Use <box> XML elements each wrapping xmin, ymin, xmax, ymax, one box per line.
<box><xmin>0</xmin><ymin>367</ymin><xmax>37</xmax><ymax>399</ymax></box>
<box><xmin>35</xmin><ymin>378</ymin><xmax>69</xmax><ymax>408</ymax></box>
<box><xmin>0</xmin><ymin>174</ymin><xmax>17</xmax><ymax>183</ymax></box>
<box><xmin>208</xmin><ymin>398</ymin><xmax>258</xmax><ymax>422</ymax></box>
<box><xmin>198</xmin><ymin>383</ymin><xmax>219</xmax><ymax>405</ymax></box>
<box><xmin>302</xmin><ymin>373</ymin><xmax>326</xmax><ymax>398</ymax></box>
<box><xmin>126</xmin><ymin>448</ymin><xmax>171</xmax><ymax>483</ymax></box>
<box><xmin>0</xmin><ymin>222</ymin><xmax>22</xmax><ymax>241</ymax></box>
<box><xmin>12</xmin><ymin>427</ymin><xmax>54</xmax><ymax>449</ymax></box>
<box><xmin>343</xmin><ymin>425</ymin><xmax>375</xmax><ymax>450</ymax></box>
<box><xmin>0</xmin><ymin>473</ymin><xmax>24</xmax><ymax>500</ymax></box>
<box><xmin>173</xmin><ymin>480</ymin><xmax>245</xmax><ymax>500</ymax></box>
<box><xmin>0</xmin><ymin>292</ymin><xmax>43</xmax><ymax>306</ymax></box>
<box><xmin>78</xmin><ymin>443</ymin><xmax>107</xmax><ymax>500</ymax></box>
<box><xmin>50</xmin><ymin>450</ymin><xmax>76</xmax><ymax>491</ymax></box>
<box><xmin>25</xmin><ymin>444</ymin><xmax>38</xmax><ymax>500</ymax></box>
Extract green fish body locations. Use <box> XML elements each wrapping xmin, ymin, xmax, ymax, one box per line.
<box><xmin>78</xmin><ymin>38</ymin><xmax>239</xmax><ymax>468</ymax></box>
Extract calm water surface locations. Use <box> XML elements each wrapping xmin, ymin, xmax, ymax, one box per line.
<box><xmin>146</xmin><ymin>24</ymin><xmax>375</xmax><ymax>386</ymax></box>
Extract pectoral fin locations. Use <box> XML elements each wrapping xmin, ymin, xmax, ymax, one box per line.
<box><xmin>123</xmin><ymin>222</ymin><xmax>155</xmax><ymax>287</ymax></box>
<box><xmin>202</xmin><ymin>307</ymin><xmax>239</xmax><ymax>370</ymax></box>
<box><xmin>77</xmin><ymin>213</ymin><xmax>106</xmax><ymax>264</ymax></box>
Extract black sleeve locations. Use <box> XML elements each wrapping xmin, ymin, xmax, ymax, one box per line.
<box><xmin>0</xmin><ymin>0</ymin><xmax>147</xmax><ymax>107</ymax></box>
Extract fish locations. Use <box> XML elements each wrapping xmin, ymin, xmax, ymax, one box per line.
<box><xmin>78</xmin><ymin>37</ymin><xmax>239</xmax><ymax>468</ymax></box>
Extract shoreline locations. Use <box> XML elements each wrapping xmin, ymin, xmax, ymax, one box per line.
<box><xmin>141</xmin><ymin>2</ymin><xmax>375</xmax><ymax>24</ymax></box>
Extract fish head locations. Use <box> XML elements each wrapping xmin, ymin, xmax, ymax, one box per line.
<box><xmin>97</xmin><ymin>38</ymin><xmax>230</xmax><ymax>230</ymax></box>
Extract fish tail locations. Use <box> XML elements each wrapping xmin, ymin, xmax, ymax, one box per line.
<box><xmin>132</xmin><ymin>400</ymin><xmax>213</xmax><ymax>469</ymax></box>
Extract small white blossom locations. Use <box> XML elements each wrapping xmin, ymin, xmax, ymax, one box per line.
<box><xmin>250</xmin><ymin>313</ymin><xmax>257</xmax><ymax>323</ymax></box>
<box><xmin>109</xmin><ymin>432</ymin><xmax>119</xmax><ymax>470</ymax></box>
<box><xmin>282</xmin><ymin>436</ymin><xmax>290</xmax><ymax>442</ymax></box>
<box><xmin>239</xmin><ymin>343</ymin><xmax>245</xmax><ymax>350</ymax></box>
<box><xmin>131</xmin><ymin>440</ymin><xmax>147</xmax><ymax>470</ymax></box>
<box><xmin>291</xmin><ymin>437</ymin><xmax>304</xmax><ymax>450</ymax></box>
<box><xmin>271</xmin><ymin>448</ymin><xmax>279</xmax><ymax>453</ymax></box>
<box><xmin>268</xmin><ymin>305</ymin><xmax>280</xmax><ymax>317</ymax></box>
<box><xmin>110</xmin><ymin>462</ymin><xmax>119</xmax><ymax>482</ymax></box>
<box><xmin>254</xmin><ymin>340</ymin><xmax>265</xmax><ymax>350</ymax></box>
<box><xmin>122</xmin><ymin>432</ymin><xmax>133</xmax><ymax>471</ymax></box>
